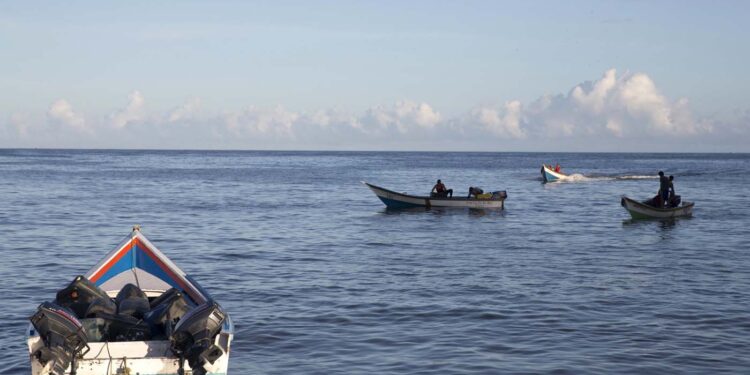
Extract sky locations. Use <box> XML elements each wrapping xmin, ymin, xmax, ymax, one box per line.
<box><xmin>1</xmin><ymin>0</ymin><xmax>749</xmax><ymax>152</ymax></box>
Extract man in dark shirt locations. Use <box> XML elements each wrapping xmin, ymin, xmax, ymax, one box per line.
<box><xmin>658</xmin><ymin>171</ymin><xmax>669</xmax><ymax>207</ymax></box>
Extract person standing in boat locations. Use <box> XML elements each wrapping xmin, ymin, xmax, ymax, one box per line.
<box><xmin>658</xmin><ymin>171</ymin><xmax>670</xmax><ymax>207</ymax></box>
<box><xmin>431</xmin><ymin>179</ymin><xmax>453</xmax><ymax>198</ymax></box>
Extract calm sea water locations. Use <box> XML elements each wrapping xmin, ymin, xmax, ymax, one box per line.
<box><xmin>1</xmin><ymin>149</ymin><xmax>749</xmax><ymax>374</ymax></box>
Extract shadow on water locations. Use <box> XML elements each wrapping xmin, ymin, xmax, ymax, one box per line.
<box><xmin>622</xmin><ymin>217</ymin><xmax>687</xmax><ymax>230</ymax></box>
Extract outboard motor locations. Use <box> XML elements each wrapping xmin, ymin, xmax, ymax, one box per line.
<box><xmin>145</xmin><ymin>288</ymin><xmax>190</xmax><ymax>338</ymax></box>
<box><xmin>116</xmin><ymin>284</ymin><xmax>150</xmax><ymax>319</ymax></box>
<box><xmin>55</xmin><ymin>275</ymin><xmax>111</xmax><ymax>318</ymax></box>
<box><xmin>171</xmin><ymin>301</ymin><xmax>227</xmax><ymax>375</ymax></box>
<box><xmin>30</xmin><ymin>302</ymin><xmax>89</xmax><ymax>375</ymax></box>
<box><xmin>95</xmin><ymin>312</ymin><xmax>151</xmax><ymax>341</ymax></box>
<box><xmin>83</xmin><ymin>297</ymin><xmax>117</xmax><ymax>318</ymax></box>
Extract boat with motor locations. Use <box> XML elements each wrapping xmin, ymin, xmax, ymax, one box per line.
<box><xmin>621</xmin><ymin>195</ymin><xmax>694</xmax><ymax>219</ymax></box>
<box><xmin>363</xmin><ymin>181</ymin><xmax>507</xmax><ymax>209</ymax></box>
<box><xmin>541</xmin><ymin>164</ymin><xmax>567</xmax><ymax>182</ymax></box>
<box><xmin>27</xmin><ymin>226</ymin><xmax>233</xmax><ymax>375</ymax></box>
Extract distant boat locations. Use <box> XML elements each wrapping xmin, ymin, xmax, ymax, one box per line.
<box><xmin>363</xmin><ymin>181</ymin><xmax>507</xmax><ymax>209</ymax></box>
<box><xmin>28</xmin><ymin>226</ymin><xmax>233</xmax><ymax>375</ymax></box>
<box><xmin>620</xmin><ymin>196</ymin><xmax>694</xmax><ymax>219</ymax></box>
<box><xmin>541</xmin><ymin>164</ymin><xmax>567</xmax><ymax>182</ymax></box>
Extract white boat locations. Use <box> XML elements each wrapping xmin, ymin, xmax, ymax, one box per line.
<box><xmin>363</xmin><ymin>181</ymin><xmax>507</xmax><ymax>209</ymax></box>
<box><xmin>541</xmin><ymin>164</ymin><xmax>567</xmax><ymax>182</ymax></box>
<box><xmin>621</xmin><ymin>196</ymin><xmax>694</xmax><ymax>219</ymax></box>
<box><xmin>27</xmin><ymin>226</ymin><xmax>233</xmax><ymax>375</ymax></box>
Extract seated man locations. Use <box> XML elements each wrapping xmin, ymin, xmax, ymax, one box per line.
<box><xmin>431</xmin><ymin>179</ymin><xmax>453</xmax><ymax>198</ymax></box>
<box><xmin>554</xmin><ymin>163</ymin><xmax>561</xmax><ymax>173</ymax></box>
<box><xmin>467</xmin><ymin>186</ymin><xmax>484</xmax><ymax>198</ymax></box>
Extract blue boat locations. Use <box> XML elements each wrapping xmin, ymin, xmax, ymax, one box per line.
<box><xmin>541</xmin><ymin>164</ymin><xmax>567</xmax><ymax>182</ymax></box>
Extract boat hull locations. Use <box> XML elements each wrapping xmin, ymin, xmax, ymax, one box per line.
<box><xmin>621</xmin><ymin>196</ymin><xmax>694</xmax><ymax>219</ymax></box>
<box><xmin>28</xmin><ymin>336</ymin><xmax>231</xmax><ymax>375</ymax></box>
<box><xmin>541</xmin><ymin>165</ymin><xmax>566</xmax><ymax>182</ymax></box>
<box><xmin>363</xmin><ymin>182</ymin><xmax>506</xmax><ymax>209</ymax></box>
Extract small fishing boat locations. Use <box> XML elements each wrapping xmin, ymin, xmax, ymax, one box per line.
<box><xmin>541</xmin><ymin>164</ymin><xmax>567</xmax><ymax>182</ymax></box>
<box><xmin>27</xmin><ymin>226</ymin><xmax>233</xmax><ymax>375</ymax></box>
<box><xmin>363</xmin><ymin>181</ymin><xmax>507</xmax><ymax>209</ymax></box>
<box><xmin>620</xmin><ymin>196</ymin><xmax>694</xmax><ymax>219</ymax></box>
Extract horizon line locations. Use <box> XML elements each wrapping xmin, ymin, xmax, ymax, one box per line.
<box><xmin>1</xmin><ymin>147</ymin><xmax>748</xmax><ymax>155</ymax></box>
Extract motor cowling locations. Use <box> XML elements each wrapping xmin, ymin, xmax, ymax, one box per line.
<box><xmin>116</xmin><ymin>283</ymin><xmax>150</xmax><ymax>319</ymax></box>
<box><xmin>54</xmin><ymin>275</ymin><xmax>111</xmax><ymax>318</ymax></box>
<box><xmin>170</xmin><ymin>301</ymin><xmax>227</xmax><ymax>375</ymax></box>
<box><xmin>30</xmin><ymin>302</ymin><xmax>89</xmax><ymax>375</ymax></box>
<box><xmin>145</xmin><ymin>288</ymin><xmax>190</xmax><ymax>338</ymax></box>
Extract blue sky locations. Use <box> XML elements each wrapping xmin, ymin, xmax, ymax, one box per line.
<box><xmin>1</xmin><ymin>0</ymin><xmax>749</xmax><ymax>151</ymax></box>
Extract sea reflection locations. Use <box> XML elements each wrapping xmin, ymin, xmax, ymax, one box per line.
<box><xmin>381</xmin><ymin>207</ymin><xmax>505</xmax><ymax>218</ymax></box>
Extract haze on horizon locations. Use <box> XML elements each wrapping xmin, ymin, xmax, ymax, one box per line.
<box><xmin>1</xmin><ymin>0</ymin><xmax>749</xmax><ymax>152</ymax></box>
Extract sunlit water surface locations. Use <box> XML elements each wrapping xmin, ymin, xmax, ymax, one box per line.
<box><xmin>1</xmin><ymin>150</ymin><xmax>749</xmax><ymax>374</ymax></box>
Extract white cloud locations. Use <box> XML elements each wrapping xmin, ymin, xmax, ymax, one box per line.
<box><xmin>111</xmin><ymin>91</ymin><xmax>145</xmax><ymax>128</ymax></box>
<box><xmin>520</xmin><ymin>69</ymin><xmax>709</xmax><ymax>138</ymax></box>
<box><xmin>4</xmin><ymin>69</ymin><xmax>749</xmax><ymax>151</ymax></box>
<box><xmin>47</xmin><ymin>99</ymin><xmax>87</xmax><ymax>132</ymax></box>
<box><xmin>363</xmin><ymin>101</ymin><xmax>441</xmax><ymax>134</ymax></box>
<box><xmin>224</xmin><ymin>105</ymin><xmax>300</xmax><ymax>137</ymax></box>
<box><xmin>571</xmin><ymin>68</ymin><xmax>617</xmax><ymax>115</ymax></box>
<box><xmin>472</xmin><ymin>100</ymin><xmax>525</xmax><ymax>139</ymax></box>
<box><xmin>168</xmin><ymin>97</ymin><xmax>201</xmax><ymax>123</ymax></box>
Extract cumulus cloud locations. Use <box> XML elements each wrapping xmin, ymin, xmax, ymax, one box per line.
<box><xmin>168</xmin><ymin>97</ymin><xmax>201</xmax><ymax>123</ymax></box>
<box><xmin>4</xmin><ymin>68</ymin><xmax>748</xmax><ymax>151</ymax></box>
<box><xmin>224</xmin><ymin>105</ymin><xmax>300</xmax><ymax>137</ymax></box>
<box><xmin>47</xmin><ymin>99</ymin><xmax>87</xmax><ymax>132</ymax></box>
<box><xmin>530</xmin><ymin>69</ymin><xmax>707</xmax><ymax>137</ymax></box>
<box><xmin>111</xmin><ymin>91</ymin><xmax>145</xmax><ymax>128</ymax></box>
<box><xmin>471</xmin><ymin>101</ymin><xmax>525</xmax><ymax>138</ymax></box>
<box><xmin>363</xmin><ymin>101</ymin><xmax>441</xmax><ymax>134</ymax></box>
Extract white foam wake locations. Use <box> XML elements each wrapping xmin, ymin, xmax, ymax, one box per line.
<box><xmin>554</xmin><ymin>174</ymin><xmax>657</xmax><ymax>183</ymax></box>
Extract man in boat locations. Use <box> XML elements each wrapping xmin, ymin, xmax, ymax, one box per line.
<box><xmin>467</xmin><ymin>186</ymin><xmax>484</xmax><ymax>198</ymax></box>
<box><xmin>554</xmin><ymin>163</ymin><xmax>561</xmax><ymax>173</ymax></box>
<box><xmin>431</xmin><ymin>179</ymin><xmax>453</xmax><ymax>198</ymax></box>
<box><xmin>658</xmin><ymin>171</ymin><xmax>670</xmax><ymax>207</ymax></box>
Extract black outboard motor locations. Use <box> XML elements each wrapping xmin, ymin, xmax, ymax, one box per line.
<box><xmin>83</xmin><ymin>297</ymin><xmax>117</xmax><ymax>318</ymax></box>
<box><xmin>116</xmin><ymin>283</ymin><xmax>150</xmax><ymax>319</ymax></box>
<box><xmin>145</xmin><ymin>288</ymin><xmax>190</xmax><ymax>338</ymax></box>
<box><xmin>30</xmin><ymin>302</ymin><xmax>89</xmax><ymax>375</ymax></box>
<box><xmin>95</xmin><ymin>312</ymin><xmax>151</xmax><ymax>341</ymax></box>
<box><xmin>55</xmin><ymin>275</ymin><xmax>111</xmax><ymax>318</ymax></box>
<box><xmin>171</xmin><ymin>301</ymin><xmax>227</xmax><ymax>375</ymax></box>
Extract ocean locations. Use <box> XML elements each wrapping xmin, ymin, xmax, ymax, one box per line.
<box><xmin>1</xmin><ymin>149</ymin><xmax>749</xmax><ymax>374</ymax></box>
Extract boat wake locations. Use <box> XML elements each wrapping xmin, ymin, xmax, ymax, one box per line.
<box><xmin>553</xmin><ymin>174</ymin><xmax>657</xmax><ymax>183</ymax></box>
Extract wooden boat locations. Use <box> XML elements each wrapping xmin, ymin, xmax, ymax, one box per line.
<box><xmin>621</xmin><ymin>196</ymin><xmax>694</xmax><ymax>219</ymax></box>
<box><xmin>363</xmin><ymin>181</ymin><xmax>507</xmax><ymax>209</ymax></box>
<box><xmin>541</xmin><ymin>164</ymin><xmax>567</xmax><ymax>182</ymax></box>
<box><xmin>28</xmin><ymin>226</ymin><xmax>233</xmax><ymax>375</ymax></box>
